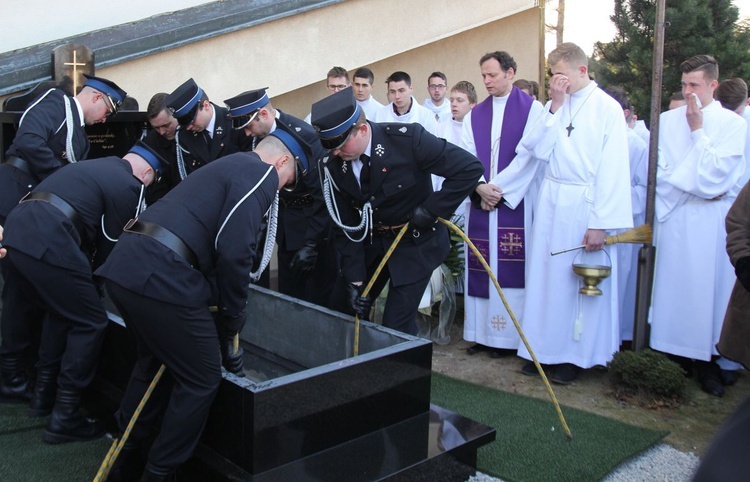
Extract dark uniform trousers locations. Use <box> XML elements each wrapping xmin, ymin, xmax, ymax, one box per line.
<box><xmin>330</xmin><ymin>227</ymin><xmax>449</xmax><ymax>335</ymax></box>
<box><xmin>3</xmin><ymin>250</ymin><xmax>107</xmax><ymax>389</ymax></box>
<box><xmin>105</xmin><ymin>282</ymin><xmax>221</xmax><ymax>474</ymax></box>
<box><xmin>276</xmin><ymin>209</ymin><xmax>338</xmax><ymax>307</ymax></box>
<box><xmin>0</xmin><ymin>88</ymin><xmax>89</xmax><ymax>371</ymax></box>
<box><xmin>95</xmin><ymin>153</ymin><xmax>277</xmax><ymax>474</ymax></box>
<box><xmin>0</xmin><ymin>167</ymin><xmax>45</xmax><ymax>368</ymax></box>
<box><xmin>1</xmin><ymin>158</ymin><xmax>143</xmax><ymax>392</ymax></box>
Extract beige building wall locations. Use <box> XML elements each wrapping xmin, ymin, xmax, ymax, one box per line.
<box><xmin>274</xmin><ymin>8</ymin><xmax>541</xmax><ymax>119</ymax></box>
<box><xmin>62</xmin><ymin>0</ymin><xmax>538</xmax><ymax>114</ymax></box>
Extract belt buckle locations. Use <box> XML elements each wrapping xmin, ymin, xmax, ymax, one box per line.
<box><xmin>123</xmin><ymin>218</ymin><xmax>137</xmax><ymax>231</ymax></box>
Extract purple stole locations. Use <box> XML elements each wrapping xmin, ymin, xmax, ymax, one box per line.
<box><xmin>467</xmin><ymin>87</ymin><xmax>533</xmax><ymax>298</ymax></box>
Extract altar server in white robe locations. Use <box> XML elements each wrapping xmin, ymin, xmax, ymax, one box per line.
<box><xmin>517</xmin><ymin>43</ymin><xmax>633</xmax><ymax>384</ymax></box>
<box><xmin>352</xmin><ymin>67</ymin><xmax>384</xmax><ymax>121</ymax></box>
<box><xmin>375</xmin><ymin>71</ymin><xmax>438</xmax><ymax>135</ymax></box>
<box><xmin>650</xmin><ymin>55</ymin><xmax>747</xmax><ymax>397</ymax></box>
<box><xmin>459</xmin><ymin>51</ymin><xmax>545</xmax><ymax>358</ymax></box>
<box><xmin>434</xmin><ymin>81</ymin><xmax>478</xmax><ymax>195</ymax></box>
<box><xmin>604</xmin><ymin>86</ymin><xmax>649</xmax><ymax>343</ymax></box>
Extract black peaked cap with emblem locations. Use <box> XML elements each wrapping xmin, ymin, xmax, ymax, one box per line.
<box><xmin>166</xmin><ymin>78</ymin><xmax>205</xmax><ymax>127</ymax></box>
<box><xmin>310</xmin><ymin>86</ymin><xmax>362</xmax><ymax>150</ymax></box>
<box><xmin>224</xmin><ymin>88</ymin><xmax>270</xmax><ymax>116</ymax></box>
<box><xmin>82</xmin><ymin>74</ymin><xmax>127</xmax><ymax>107</ymax></box>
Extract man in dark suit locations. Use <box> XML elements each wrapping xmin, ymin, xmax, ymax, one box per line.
<box><xmin>225</xmin><ymin>88</ymin><xmax>337</xmax><ymax>306</ymax></box>
<box><xmin>96</xmin><ymin>131</ymin><xmax>305</xmax><ymax>481</ymax></box>
<box><xmin>311</xmin><ymin>87</ymin><xmax>483</xmax><ymax>335</ymax></box>
<box><xmin>165</xmin><ymin>78</ymin><xmax>240</xmax><ymax>180</ymax></box>
<box><xmin>0</xmin><ymin>141</ymin><xmax>163</xmax><ymax>443</ymax></box>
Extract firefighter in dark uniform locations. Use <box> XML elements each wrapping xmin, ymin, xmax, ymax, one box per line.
<box><xmin>224</xmin><ymin>88</ymin><xmax>338</xmax><ymax>306</ymax></box>
<box><xmin>95</xmin><ymin>131</ymin><xmax>307</xmax><ymax>481</ymax></box>
<box><xmin>165</xmin><ymin>78</ymin><xmax>240</xmax><ymax>181</ymax></box>
<box><xmin>142</xmin><ymin>92</ymin><xmax>180</xmax><ymax>205</ymax></box>
<box><xmin>0</xmin><ymin>74</ymin><xmax>127</xmax><ymax>223</ymax></box>
<box><xmin>0</xmin><ymin>74</ymin><xmax>126</xmax><ymax>404</ymax></box>
<box><xmin>311</xmin><ymin>87</ymin><xmax>483</xmax><ymax>335</ymax></box>
<box><xmin>0</xmin><ymin>140</ymin><xmax>164</xmax><ymax>444</ymax></box>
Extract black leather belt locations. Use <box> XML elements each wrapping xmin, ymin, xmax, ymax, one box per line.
<box><xmin>21</xmin><ymin>191</ymin><xmax>84</xmax><ymax>241</ymax></box>
<box><xmin>124</xmin><ymin>219</ymin><xmax>199</xmax><ymax>269</ymax></box>
<box><xmin>4</xmin><ymin>156</ymin><xmax>34</xmax><ymax>178</ymax></box>
<box><xmin>372</xmin><ymin>222</ymin><xmax>408</xmax><ymax>237</ymax></box>
<box><xmin>280</xmin><ymin>195</ymin><xmax>313</xmax><ymax>207</ymax></box>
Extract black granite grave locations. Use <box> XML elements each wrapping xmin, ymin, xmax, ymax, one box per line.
<box><xmin>92</xmin><ymin>285</ymin><xmax>496</xmax><ymax>481</ymax></box>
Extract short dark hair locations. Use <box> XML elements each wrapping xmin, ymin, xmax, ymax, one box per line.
<box><xmin>715</xmin><ymin>78</ymin><xmax>748</xmax><ymax>111</ymax></box>
<box><xmin>386</xmin><ymin>71</ymin><xmax>412</xmax><ymax>87</ymax></box>
<box><xmin>513</xmin><ymin>79</ymin><xmax>533</xmax><ymax>95</ymax></box>
<box><xmin>529</xmin><ymin>80</ymin><xmax>540</xmax><ymax>99</ymax></box>
<box><xmin>451</xmin><ymin>81</ymin><xmax>478</xmax><ymax>104</ymax></box>
<box><xmin>146</xmin><ymin>92</ymin><xmax>169</xmax><ymax>119</ymax></box>
<box><xmin>428</xmin><ymin>71</ymin><xmax>447</xmax><ymax>84</ymax></box>
<box><xmin>680</xmin><ymin>55</ymin><xmax>719</xmax><ymax>81</ymax></box>
<box><xmin>480</xmin><ymin>51</ymin><xmax>517</xmax><ymax>74</ymax></box>
<box><xmin>353</xmin><ymin>67</ymin><xmax>374</xmax><ymax>84</ymax></box>
<box><xmin>327</xmin><ymin>66</ymin><xmax>349</xmax><ymax>81</ymax></box>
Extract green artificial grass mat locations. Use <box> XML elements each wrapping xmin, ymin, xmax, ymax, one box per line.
<box><xmin>431</xmin><ymin>372</ymin><xmax>668</xmax><ymax>482</ymax></box>
<box><xmin>0</xmin><ymin>373</ymin><xmax>667</xmax><ymax>482</ymax></box>
<box><xmin>0</xmin><ymin>403</ymin><xmax>110</xmax><ymax>481</ymax></box>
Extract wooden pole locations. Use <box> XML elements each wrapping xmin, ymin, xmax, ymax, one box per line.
<box><xmin>538</xmin><ymin>0</ymin><xmax>547</xmax><ymax>103</ymax></box>
<box><xmin>632</xmin><ymin>0</ymin><xmax>666</xmax><ymax>351</ymax></box>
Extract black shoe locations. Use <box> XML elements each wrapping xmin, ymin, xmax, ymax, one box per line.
<box><xmin>550</xmin><ymin>363</ymin><xmax>581</xmax><ymax>385</ymax></box>
<box><xmin>108</xmin><ymin>440</ymin><xmax>146</xmax><ymax>482</ymax></box>
<box><xmin>466</xmin><ymin>343</ymin><xmax>490</xmax><ymax>356</ymax></box>
<box><xmin>140</xmin><ymin>468</ymin><xmax>176</xmax><ymax>481</ymax></box>
<box><xmin>43</xmin><ymin>389</ymin><xmax>106</xmax><ymax>444</ymax></box>
<box><xmin>720</xmin><ymin>369</ymin><xmax>739</xmax><ymax>387</ymax></box>
<box><xmin>696</xmin><ymin>361</ymin><xmax>724</xmax><ymax>398</ymax></box>
<box><xmin>489</xmin><ymin>348</ymin><xmax>516</xmax><ymax>359</ymax></box>
<box><xmin>28</xmin><ymin>369</ymin><xmax>58</xmax><ymax>417</ymax></box>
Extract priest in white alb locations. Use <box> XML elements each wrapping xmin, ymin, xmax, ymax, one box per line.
<box><xmin>460</xmin><ymin>51</ymin><xmax>545</xmax><ymax>359</ymax></box>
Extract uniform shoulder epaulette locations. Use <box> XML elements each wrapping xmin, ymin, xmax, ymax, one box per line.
<box><xmin>384</xmin><ymin>124</ymin><xmax>413</xmax><ymax>137</ymax></box>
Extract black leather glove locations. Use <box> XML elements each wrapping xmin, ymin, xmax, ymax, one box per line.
<box><xmin>736</xmin><ymin>257</ymin><xmax>750</xmax><ymax>292</ymax></box>
<box><xmin>289</xmin><ymin>241</ymin><xmax>319</xmax><ymax>277</ymax></box>
<box><xmin>219</xmin><ymin>335</ymin><xmax>245</xmax><ymax>377</ymax></box>
<box><xmin>409</xmin><ymin>205</ymin><xmax>437</xmax><ymax>230</ymax></box>
<box><xmin>346</xmin><ymin>283</ymin><xmax>372</xmax><ymax>321</ymax></box>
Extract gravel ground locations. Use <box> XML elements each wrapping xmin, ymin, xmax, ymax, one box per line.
<box><xmin>466</xmin><ymin>443</ymin><xmax>700</xmax><ymax>482</ymax></box>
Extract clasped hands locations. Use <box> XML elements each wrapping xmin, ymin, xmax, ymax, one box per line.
<box><xmin>475</xmin><ymin>183</ymin><xmax>503</xmax><ymax>211</ymax></box>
